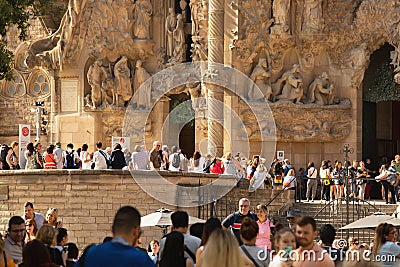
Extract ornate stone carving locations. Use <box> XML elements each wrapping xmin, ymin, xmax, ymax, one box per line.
<box><xmin>166</xmin><ymin>8</ymin><xmax>177</xmax><ymax>58</ymax></box>
<box><xmin>133</xmin><ymin>60</ymin><xmax>152</xmax><ymax>109</ymax></box>
<box><xmin>133</xmin><ymin>0</ymin><xmax>153</xmax><ymax>39</ymax></box>
<box><xmin>249</xmin><ymin>58</ymin><xmax>272</xmax><ymax>102</ymax></box>
<box><xmin>114</xmin><ymin>56</ymin><xmax>132</xmax><ymax>105</ymax></box>
<box><xmin>270</xmin><ymin>100</ymin><xmax>352</xmax><ymax>142</ymax></box>
<box><xmin>272</xmin><ymin>0</ymin><xmax>290</xmax><ymax>32</ymax></box>
<box><xmin>87</xmin><ymin>59</ymin><xmax>108</xmax><ymax>108</ymax></box>
<box><xmin>190</xmin><ymin>0</ymin><xmax>209</xmax><ymax>61</ymax></box>
<box><xmin>301</xmin><ymin>0</ymin><xmax>325</xmax><ymax>33</ymax></box>
<box><xmin>274</xmin><ymin>64</ymin><xmax>303</xmax><ymax>104</ymax></box>
<box><xmin>307</xmin><ymin>72</ymin><xmax>337</xmax><ymax>105</ymax></box>
<box><xmin>171</xmin><ymin>14</ymin><xmax>187</xmax><ymax>63</ymax></box>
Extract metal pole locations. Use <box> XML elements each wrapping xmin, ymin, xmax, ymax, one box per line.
<box><xmin>35</xmin><ymin>107</ymin><xmax>42</xmax><ymax>141</ymax></box>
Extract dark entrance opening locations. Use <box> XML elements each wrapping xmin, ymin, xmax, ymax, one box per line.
<box><xmin>362</xmin><ymin>43</ymin><xmax>400</xmax><ymax>199</ymax></box>
<box><xmin>169</xmin><ymin>93</ymin><xmax>195</xmax><ymax>158</ymax></box>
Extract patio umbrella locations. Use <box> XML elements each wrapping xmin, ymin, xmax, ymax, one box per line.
<box><xmin>140</xmin><ymin>208</ymin><xmax>205</xmax><ymax>235</ymax></box>
<box><xmin>340</xmin><ymin>212</ymin><xmax>400</xmax><ymax>230</ymax></box>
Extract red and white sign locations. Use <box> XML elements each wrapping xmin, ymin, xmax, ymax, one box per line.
<box><xmin>112</xmin><ymin>136</ymin><xmax>130</xmax><ymax>152</ymax></box>
<box><xmin>19</xmin><ymin>124</ymin><xmax>31</xmax><ymax>168</ymax></box>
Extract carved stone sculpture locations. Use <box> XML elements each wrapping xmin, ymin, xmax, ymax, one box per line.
<box><xmin>133</xmin><ymin>60</ymin><xmax>152</xmax><ymax>109</ymax></box>
<box><xmin>87</xmin><ymin>59</ymin><xmax>107</xmax><ymax>108</ymax></box>
<box><xmin>133</xmin><ymin>0</ymin><xmax>153</xmax><ymax>39</ymax></box>
<box><xmin>302</xmin><ymin>0</ymin><xmax>324</xmax><ymax>32</ymax></box>
<box><xmin>249</xmin><ymin>58</ymin><xmax>272</xmax><ymax>101</ymax></box>
<box><xmin>114</xmin><ymin>56</ymin><xmax>132</xmax><ymax>105</ymax></box>
<box><xmin>180</xmin><ymin>0</ymin><xmax>188</xmax><ymax>19</ymax></box>
<box><xmin>187</xmin><ymin>82</ymin><xmax>206</xmax><ymax>111</ymax></box>
<box><xmin>275</xmin><ymin>64</ymin><xmax>303</xmax><ymax>104</ymax></box>
<box><xmin>190</xmin><ymin>0</ymin><xmax>199</xmax><ymax>35</ymax></box>
<box><xmin>307</xmin><ymin>72</ymin><xmax>335</xmax><ymax>105</ymax></box>
<box><xmin>272</xmin><ymin>0</ymin><xmax>290</xmax><ymax>31</ymax></box>
<box><xmin>349</xmin><ymin>43</ymin><xmax>369</xmax><ymax>88</ymax></box>
<box><xmin>166</xmin><ymin>8</ymin><xmax>177</xmax><ymax>58</ymax></box>
<box><xmin>171</xmin><ymin>14</ymin><xmax>186</xmax><ymax>63</ymax></box>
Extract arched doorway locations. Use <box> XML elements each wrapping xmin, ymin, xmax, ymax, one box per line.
<box><xmin>362</xmin><ymin>42</ymin><xmax>400</xmax><ymax>165</ymax></box>
<box><xmin>169</xmin><ymin>93</ymin><xmax>195</xmax><ymax>158</ymax></box>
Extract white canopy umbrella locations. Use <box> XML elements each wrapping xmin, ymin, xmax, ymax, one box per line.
<box><xmin>340</xmin><ymin>212</ymin><xmax>400</xmax><ymax>230</ymax></box>
<box><xmin>141</xmin><ymin>208</ymin><xmax>205</xmax><ymax>234</ymax></box>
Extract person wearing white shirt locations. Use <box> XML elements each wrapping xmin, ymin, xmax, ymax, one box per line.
<box><xmin>92</xmin><ymin>142</ymin><xmax>108</xmax><ymax>170</ymax></box>
<box><xmin>169</xmin><ymin>146</ymin><xmax>185</xmax><ymax>171</ymax></box>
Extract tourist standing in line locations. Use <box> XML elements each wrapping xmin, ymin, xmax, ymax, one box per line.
<box><xmin>22</xmin><ymin>201</ymin><xmax>45</xmax><ymax>228</ymax></box>
<box><xmin>53</xmin><ymin>142</ymin><xmax>64</xmax><ymax>169</ymax></box>
<box><xmin>222</xmin><ymin>198</ymin><xmax>258</xmax><ymax>245</ymax></box>
<box><xmin>80</xmin><ymin>144</ymin><xmax>91</xmax><ymax>170</ymax></box>
<box><xmin>149</xmin><ymin>141</ymin><xmax>162</xmax><ymax>170</ymax></box>
<box><xmin>82</xmin><ymin>206</ymin><xmax>156</xmax><ymax>266</ymax></box>
<box><xmin>92</xmin><ymin>142</ymin><xmax>108</xmax><ymax>170</ymax></box>
<box><xmin>4</xmin><ymin>216</ymin><xmax>25</xmax><ymax>264</ymax></box>
<box><xmin>306</xmin><ymin>162</ymin><xmax>318</xmax><ymax>202</ymax></box>
<box><xmin>293</xmin><ymin>216</ymin><xmax>334</xmax><ymax>267</ymax></box>
<box><xmin>373</xmin><ymin>223</ymin><xmax>400</xmax><ymax>267</ymax></box>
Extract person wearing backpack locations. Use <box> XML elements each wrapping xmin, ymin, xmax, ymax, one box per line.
<box><xmin>168</xmin><ymin>146</ymin><xmax>184</xmax><ymax>171</ymax></box>
<box><xmin>62</xmin><ymin>143</ymin><xmax>80</xmax><ymax>169</ymax></box>
<box><xmin>222</xmin><ymin>198</ymin><xmax>258</xmax><ymax>245</ymax></box>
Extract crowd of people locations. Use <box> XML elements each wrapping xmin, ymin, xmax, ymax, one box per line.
<box><xmin>1</xmin><ymin>140</ymin><xmax>399</xmax><ymax>203</ymax></box>
<box><xmin>1</xmin><ymin>199</ymin><xmax>400</xmax><ymax>267</ymax></box>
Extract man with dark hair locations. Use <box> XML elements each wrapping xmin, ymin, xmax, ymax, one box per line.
<box><xmin>22</xmin><ymin>201</ymin><xmax>45</xmax><ymax>228</ymax></box>
<box><xmin>93</xmin><ymin>141</ymin><xmax>108</xmax><ymax>170</ymax></box>
<box><xmin>55</xmin><ymin>228</ymin><xmax>68</xmax><ymax>252</ymax></box>
<box><xmin>83</xmin><ymin>206</ymin><xmax>155</xmax><ymax>266</ymax></box>
<box><xmin>65</xmin><ymin>243</ymin><xmax>79</xmax><ymax>267</ymax></box>
<box><xmin>159</xmin><ymin>210</ymin><xmax>201</xmax><ymax>264</ymax></box>
<box><xmin>294</xmin><ymin>216</ymin><xmax>334</xmax><ymax>267</ymax></box>
<box><xmin>5</xmin><ymin>216</ymin><xmax>25</xmax><ymax>264</ymax></box>
<box><xmin>319</xmin><ymin>224</ymin><xmax>344</xmax><ymax>266</ymax></box>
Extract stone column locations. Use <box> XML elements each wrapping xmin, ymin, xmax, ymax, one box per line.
<box><xmin>207</xmin><ymin>0</ymin><xmax>224</xmax><ymax>156</ymax></box>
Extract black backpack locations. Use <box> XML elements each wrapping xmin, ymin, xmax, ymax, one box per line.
<box><xmin>171</xmin><ymin>153</ymin><xmax>181</xmax><ymax>168</ymax></box>
<box><xmin>65</xmin><ymin>151</ymin><xmax>76</xmax><ymax>169</ymax></box>
<box><xmin>0</xmin><ymin>144</ymin><xmax>9</xmax><ymax>163</ymax></box>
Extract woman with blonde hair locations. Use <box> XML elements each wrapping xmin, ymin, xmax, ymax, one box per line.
<box><xmin>201</xmin><ymin>229</ymin><xmax>253</xmax><ymax>267</ymax></box>
<box><xmin>25</xmin><ymin>218</ymin><xmax>38</xmax><ymax>243</ymax></box>
<box><xmin>45</xmin><ymin>208</ymin><xmax>63</xmax><ymax>228</ymax></box>
<box><xmin>372</xmin><ymin>223</ymin><xmax>400</xmax><ymax>266</ymax></box>
<box><xmin>36</xmin><ymin>225</ymin><xmax>64</xmax><ymax>266</ymax></box>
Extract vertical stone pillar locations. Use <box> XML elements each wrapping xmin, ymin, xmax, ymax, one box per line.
<box><xmin>207</xmin><ymin>0</ymin><xmax>224</xmax><ymax>156</ymax></box>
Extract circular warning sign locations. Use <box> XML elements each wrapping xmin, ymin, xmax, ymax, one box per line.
<box><xmin>22</xmin><ymin>127</ymin><xmax>29</xmax><ymax>137</ymax></box>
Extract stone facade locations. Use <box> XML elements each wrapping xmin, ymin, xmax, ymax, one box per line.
<box><xmin>0</xmin><ymin>170</ymin><xmax>293</xmax><ymax>249</ymax></box>
<box><xmin>1</xmin><ymin>0</ymin><xmax>400</xmax><ymax>167</ymax></box>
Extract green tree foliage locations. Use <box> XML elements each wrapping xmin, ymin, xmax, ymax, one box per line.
<box><xmin>0</xmin><ymin>0</ymin><xmax>48</xmax><ymax>80</ymax></box>
<box><xmin>364</xmin><ymin>63</ymin><xmax>400</xmax><ymax>102</ymax></box>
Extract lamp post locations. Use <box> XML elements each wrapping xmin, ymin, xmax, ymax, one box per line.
<box><xmin>340</xmin><ymin>143</ymin><xmax>354</xmax><ymax>241</ymax></box>
<box><xmin>34</xmin><ymin>101</ymin><xmax>47</xmax><ymax>141</ymax></box>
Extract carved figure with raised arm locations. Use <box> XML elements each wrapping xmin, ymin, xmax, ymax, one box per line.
<box><xmin>308</xmin><ymin>72</ymin><xmax>335</xmax><ymax>105</ymax></box>
<box><xmin>249</xmin><ymin>58</ymin><xmax>272</xmax><ymax>102</ymax></box>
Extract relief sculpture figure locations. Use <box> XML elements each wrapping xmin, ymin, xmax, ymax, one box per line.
<box><xmin>114</xmin><ymin>56</ymin><xmax>132</xmax><ymax>105</ymax></box>
<box><xmin>87</xmin><ymin>59</ymin><xmax>107</xmax><ymax>108</ymax></box>
<box><xmin>275</xmin><ymin>64</ymin><xmax>303</xmax><ymax>104</ymax></box>
<box><xmin>302</xmin><ymin>0</ymin><xmax>323</xmax><ymax>32</ymax></box>
<box><xmin>190</xmin><ymin>0</ymin><xmax>199</xmax><ymax>35</ymax></box>
<box><xmin>166</xmin><ymin>8</ymin><xmax>177</xmax><ymax>58</ymax></box>
<box><xmin>133</xmin><ymin>0</ymin><xmax>153</xmax><ymax>39</ymax></box>
<box><xmin>273</xmin><ymin>0</ymin><xmax>290</xmax><ymax>30</ymax></box>
<box><xmin>172</xmin><ymin>14</ymin><xmax>186</xmax><ymax>62</ymax></box>
<box><xmin>133</xmin><ymin>60</ymin><xmax>152</xmax><ymax>109</ymax></box>
<box><xmin>307</xmin><ymin>72</ymin><xmax>335</xmax><ymax>105</ymax></box>
<box><xmin>249</xmin><ymin>58</ymin><xmax>272</xmax><ymax>102</ymax></box>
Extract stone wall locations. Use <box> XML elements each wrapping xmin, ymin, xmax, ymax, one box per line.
<box><xmin>0</xmin><ymin>170</ymin><xmax>293</xmax><ymax>250</ymax></box>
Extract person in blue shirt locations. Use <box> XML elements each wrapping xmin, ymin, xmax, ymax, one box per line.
<box><xmin>80</xmin><ymin>206</ymin><xmax>155</xmax><ymax>267</ymax></box>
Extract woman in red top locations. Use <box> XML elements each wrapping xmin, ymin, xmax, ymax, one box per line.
<box><xmin>210</xmin><ymin>158</ymin><xmax>224</xmax><ymax>174</ymax></box>
<box><xmin>43</xmin><ymin>145</ymin><xmax>58</xmax><ymax>169</ymax></box>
